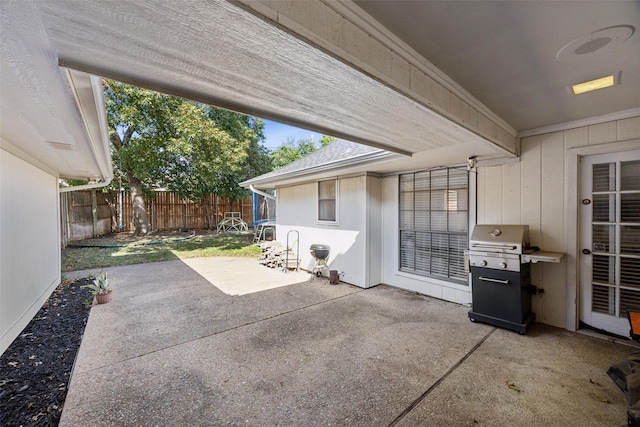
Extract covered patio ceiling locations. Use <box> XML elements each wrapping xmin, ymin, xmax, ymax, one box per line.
<box><xmin>4</xmin><ymin>1</ymin><xmax>636</xmax><ymax>182</ymax></box>
<box><xmin>34</xmin><ymin>0</ymin><xmax>502</xmax><ymax>175</ymax></box>
<box><xmin>356</xmin><ymin>1</ymin><xmax>639</xmax><ymax>133</ymax></box>
<box><xmin>45</xmin><ymin>0</ymin><xmax>500</xmax><ymax>153</ymax></box>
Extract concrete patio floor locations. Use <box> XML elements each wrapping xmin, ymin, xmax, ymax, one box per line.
<box><xmin>61</xmin><ymin>257</ymin><xmax>636</xmax><ymax>426</ymax></box>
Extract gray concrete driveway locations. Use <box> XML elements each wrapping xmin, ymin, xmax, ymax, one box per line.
<box><xmin>61</xmin><ymin>258</ymin><xmax>634</xmax><ymax>426</ymax></box>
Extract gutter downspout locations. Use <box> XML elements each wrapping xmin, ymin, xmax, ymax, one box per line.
<box><xmin>60</xmin><ymin>70</ymin><xmax>114</xmax><ymax>191</ymax></box>
<box><xmin>249</xmin><ymin>185</ymin><xmax>276</xmax><ymax>200</ymax></box>
<box><xmin>59</xmin><ymin>178</ymin><xmax>112</xmax><ymax>193</ymax></box>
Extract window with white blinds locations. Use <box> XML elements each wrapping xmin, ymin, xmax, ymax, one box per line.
<box><xmin>399</xmin><ymin>168</ymin><xmax>468</xmax><ymax>283</ymax></box>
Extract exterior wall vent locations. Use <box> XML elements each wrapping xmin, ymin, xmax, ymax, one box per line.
<box><xmin>47</xmin><ymin>141</ymin><xmax>74</xmax><ymax>150</ymax></box>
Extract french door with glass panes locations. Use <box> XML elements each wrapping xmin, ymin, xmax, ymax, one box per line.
<box><xmin>580</xmin><ymin>150</ymin><xmax>640</xmax><ymax>337</ymax></box>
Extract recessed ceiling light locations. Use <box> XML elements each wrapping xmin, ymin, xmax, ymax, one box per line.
<box><xmin>571</xmin><ymin>75</ymin><xmax>615</xmax><ymax>95</ymax></box>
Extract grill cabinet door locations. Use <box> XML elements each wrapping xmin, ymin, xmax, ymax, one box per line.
<box><xmin>471</xmin><ymin>265</ymin><xmax>531</xmax><ymax>324</ymax></box>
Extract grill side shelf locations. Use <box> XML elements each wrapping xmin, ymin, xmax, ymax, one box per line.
<box><xmin>522</xmin><ymin>251</ymin><xmax>564</xmax><ymax>264</ymax></box>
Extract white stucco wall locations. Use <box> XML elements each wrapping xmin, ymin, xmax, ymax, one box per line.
<box><xmin>476</xmin><ymin>115</ymin><xmax>640</xmax><ymax>330</ymax></box>
<box><xmin>276</xmin><ymin>174</ymin><xmax>380</xmax><ymax>287</ymax></box>
<box><xmin>1</xmin><ymin>148</ymin><xmax>61</xmax><ymax>354</ymax></box>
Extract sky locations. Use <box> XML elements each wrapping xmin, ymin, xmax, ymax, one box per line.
<box><xmin>260</xmin><ymin>119</ymin><xmax>325</xmax><ymax>150</ymax></box>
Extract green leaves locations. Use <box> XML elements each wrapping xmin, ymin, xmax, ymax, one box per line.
<box><xmin>268</xmin><ymin>135</ymin><xmax>335</xmax><ymax>170</ymax></box>
<box><xmin>103</xmin><ymin>80</ymin><xmax>272</xmax><ymax>205</ymax></box>
<box><xmin>81</xmin><ymin>272</ymin><xmax>109</xmax><ymax>295</ymax></box>
<box><xmin>269</xmin><ymin>137</ymin><xmax>318</xmax><ymax>169</ymax></box>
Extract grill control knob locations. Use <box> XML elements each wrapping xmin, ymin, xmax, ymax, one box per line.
<box><xmin>480</xmin><ymin>260</ymin><xmax>487</xmax><ymax>266</ymax></box>
<box><xmin>499</xmin><ymin>262</ymin><xmax>507</xmax><ymax>269</ymax></box>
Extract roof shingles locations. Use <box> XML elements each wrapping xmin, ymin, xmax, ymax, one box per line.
<box><xmin>242</xmin><ymin>139</ymin><xmax>385</xmax><ymax>186</ymax></box>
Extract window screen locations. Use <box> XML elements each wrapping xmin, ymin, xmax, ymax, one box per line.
<box><xmin>318</xmin><ymin>180</ymin><xmax>337</xmax><ymax>222</ymax></box>
<box><xmin>399</xmin><ymin>168</ymin><xmax>468</xmax><ymax>283</ymax></box>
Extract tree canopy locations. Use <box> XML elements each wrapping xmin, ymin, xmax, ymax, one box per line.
<box><xmin>104</xmin><ymin>80</ymin><xmax>271</xmax><ymax>234</ymax></box>
<box><xmin>269</xmin><ymin>135</ymin><xmax>335</xmax><ymax>169</ymax></box>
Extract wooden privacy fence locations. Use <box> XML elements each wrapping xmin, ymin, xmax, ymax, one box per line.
<box><xmin>125</xmin><ymin>192</ymin><xmax>253</xmax><ymax>232</ymax></box>
<box><xmin>60</xmin><ymin>190</ymin><xmax>115</xmax><ymax>246</ymax></box>
<box><xmin>61</xmin><ymin>189</ymin><xmax>253</xmax><ymax>247</ymax></box>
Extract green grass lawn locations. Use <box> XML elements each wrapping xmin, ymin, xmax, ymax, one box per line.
<box><xmin>62</xmin><ymin>231</ymin><xmax>261</xmax><ymax>272</ymax></box>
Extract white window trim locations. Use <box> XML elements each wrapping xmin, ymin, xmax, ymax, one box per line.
<box><xmin>398</xmin><ymin>168</ymin><xmax>469</xmax><ymax>284</ymax></box>
<box><xmin>317</xmin><ymin>178</ymin><xmax>339</xmax><ymax>226</ymax></box>
<box><xmin>395</xmin><ymin>270</ymin><xmax>472</xmax><ymax>293</ymax></box>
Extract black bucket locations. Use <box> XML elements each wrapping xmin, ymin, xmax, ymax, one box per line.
<box><xmin>329</xmin><ymin>270</ymin><xmax>339</xmax><ymax>285</ymax></box>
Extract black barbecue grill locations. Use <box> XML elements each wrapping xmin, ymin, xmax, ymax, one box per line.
<box><xmin>466</xmin><ymin>224</ymin><xmax>563</xmax><ymax>334</ymax></box>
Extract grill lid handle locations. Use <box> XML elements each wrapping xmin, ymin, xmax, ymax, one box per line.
<box><xmin>471</xmin><ymin>243</ymin><xmax>517</xmax><ymax>250</ymax></box>
<box><xmin>479</xmin><ymin>277</ymin><xmax>510</xmax><ymax>284</ymax></box>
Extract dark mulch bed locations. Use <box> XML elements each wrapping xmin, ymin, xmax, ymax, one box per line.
<box><xmin>0</xmin><ymin>278</ymin><xmax>93</xmax><ymax>427</ymax></box>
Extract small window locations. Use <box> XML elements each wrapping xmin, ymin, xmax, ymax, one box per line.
<box><xmin>318</xmin><ymin>180</ymin><xmax>337</xmax><ymax>222</ymax></box>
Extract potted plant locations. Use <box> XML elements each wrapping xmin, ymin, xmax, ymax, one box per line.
<box><xmin>82</xmin><ymin>271</ymin><xmax>112</xmax><ymax>304</ymax></box>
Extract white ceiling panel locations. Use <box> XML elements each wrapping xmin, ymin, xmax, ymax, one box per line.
<box><xmin>3</xmin><ymin>0</ymin><xmax>636</xmax><ymax>182</ymax></box>
<box><xmin>355</xmin><ymin>0</ymin><xmax>639</xmax><ymax>132</ymax></box>
<box><xmin>37</xmin><ymin>0</ymin><xmax>497</xmax><ymax>158</ymax></box>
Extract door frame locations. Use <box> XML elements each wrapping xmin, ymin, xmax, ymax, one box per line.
<box><xmin>567</xmin><ymin>138</ymin><xmax>640</xmax><ymax>331</ymax></box>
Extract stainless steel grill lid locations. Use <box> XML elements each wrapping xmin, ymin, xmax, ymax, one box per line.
<box><xmin>466</xmin><ymin>223</ymin><xmax>563</xmax><ymax>335</ymax></box>
<box><xmin>469</xmin><ymin>224</ymin><xmax>530</xmax><ymax>254</ymax></box>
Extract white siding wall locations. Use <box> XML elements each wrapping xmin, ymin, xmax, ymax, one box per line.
<box><xmin>273</xmin><ymin>116</ymin><xmax>639</xmax><ymax>331</ymax></box>
<box><xmin>276</xmin><ymin>175</ymin><xmax>381</xmax><ymax>287</ymax></box>
<box><xmin>1</xmin><ymin>149</ymin><xmax>61</xmax><ymax>354</ymax></box>
<box><xmin>366</xmin><ymin>175</ymin><xmax>383</xmax><ymax>286</ymax></box>
<box><xmin>477</xmin><ymin>116</ymin><xmax>640</xmax><ymax>329</ymax></box>
<box><xmin>378</xmin><ymin>116</ymin><xmax>640</xmax><ymax>318</ymax></box>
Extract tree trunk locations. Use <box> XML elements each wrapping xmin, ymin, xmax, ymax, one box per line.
<box><xmin>200</xmin><ymin>198</ymin><xmax>215</xmax><ymax>230</ymax></box>
<box><xmin>104</xmin><ymin>192</ymin><xmax>119</xmax><ymax>234</ymax></box>
<box><xmin>126</xmin><ymin>170</ymin><xmax>149</xmax><ymax>236</ymax></box>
